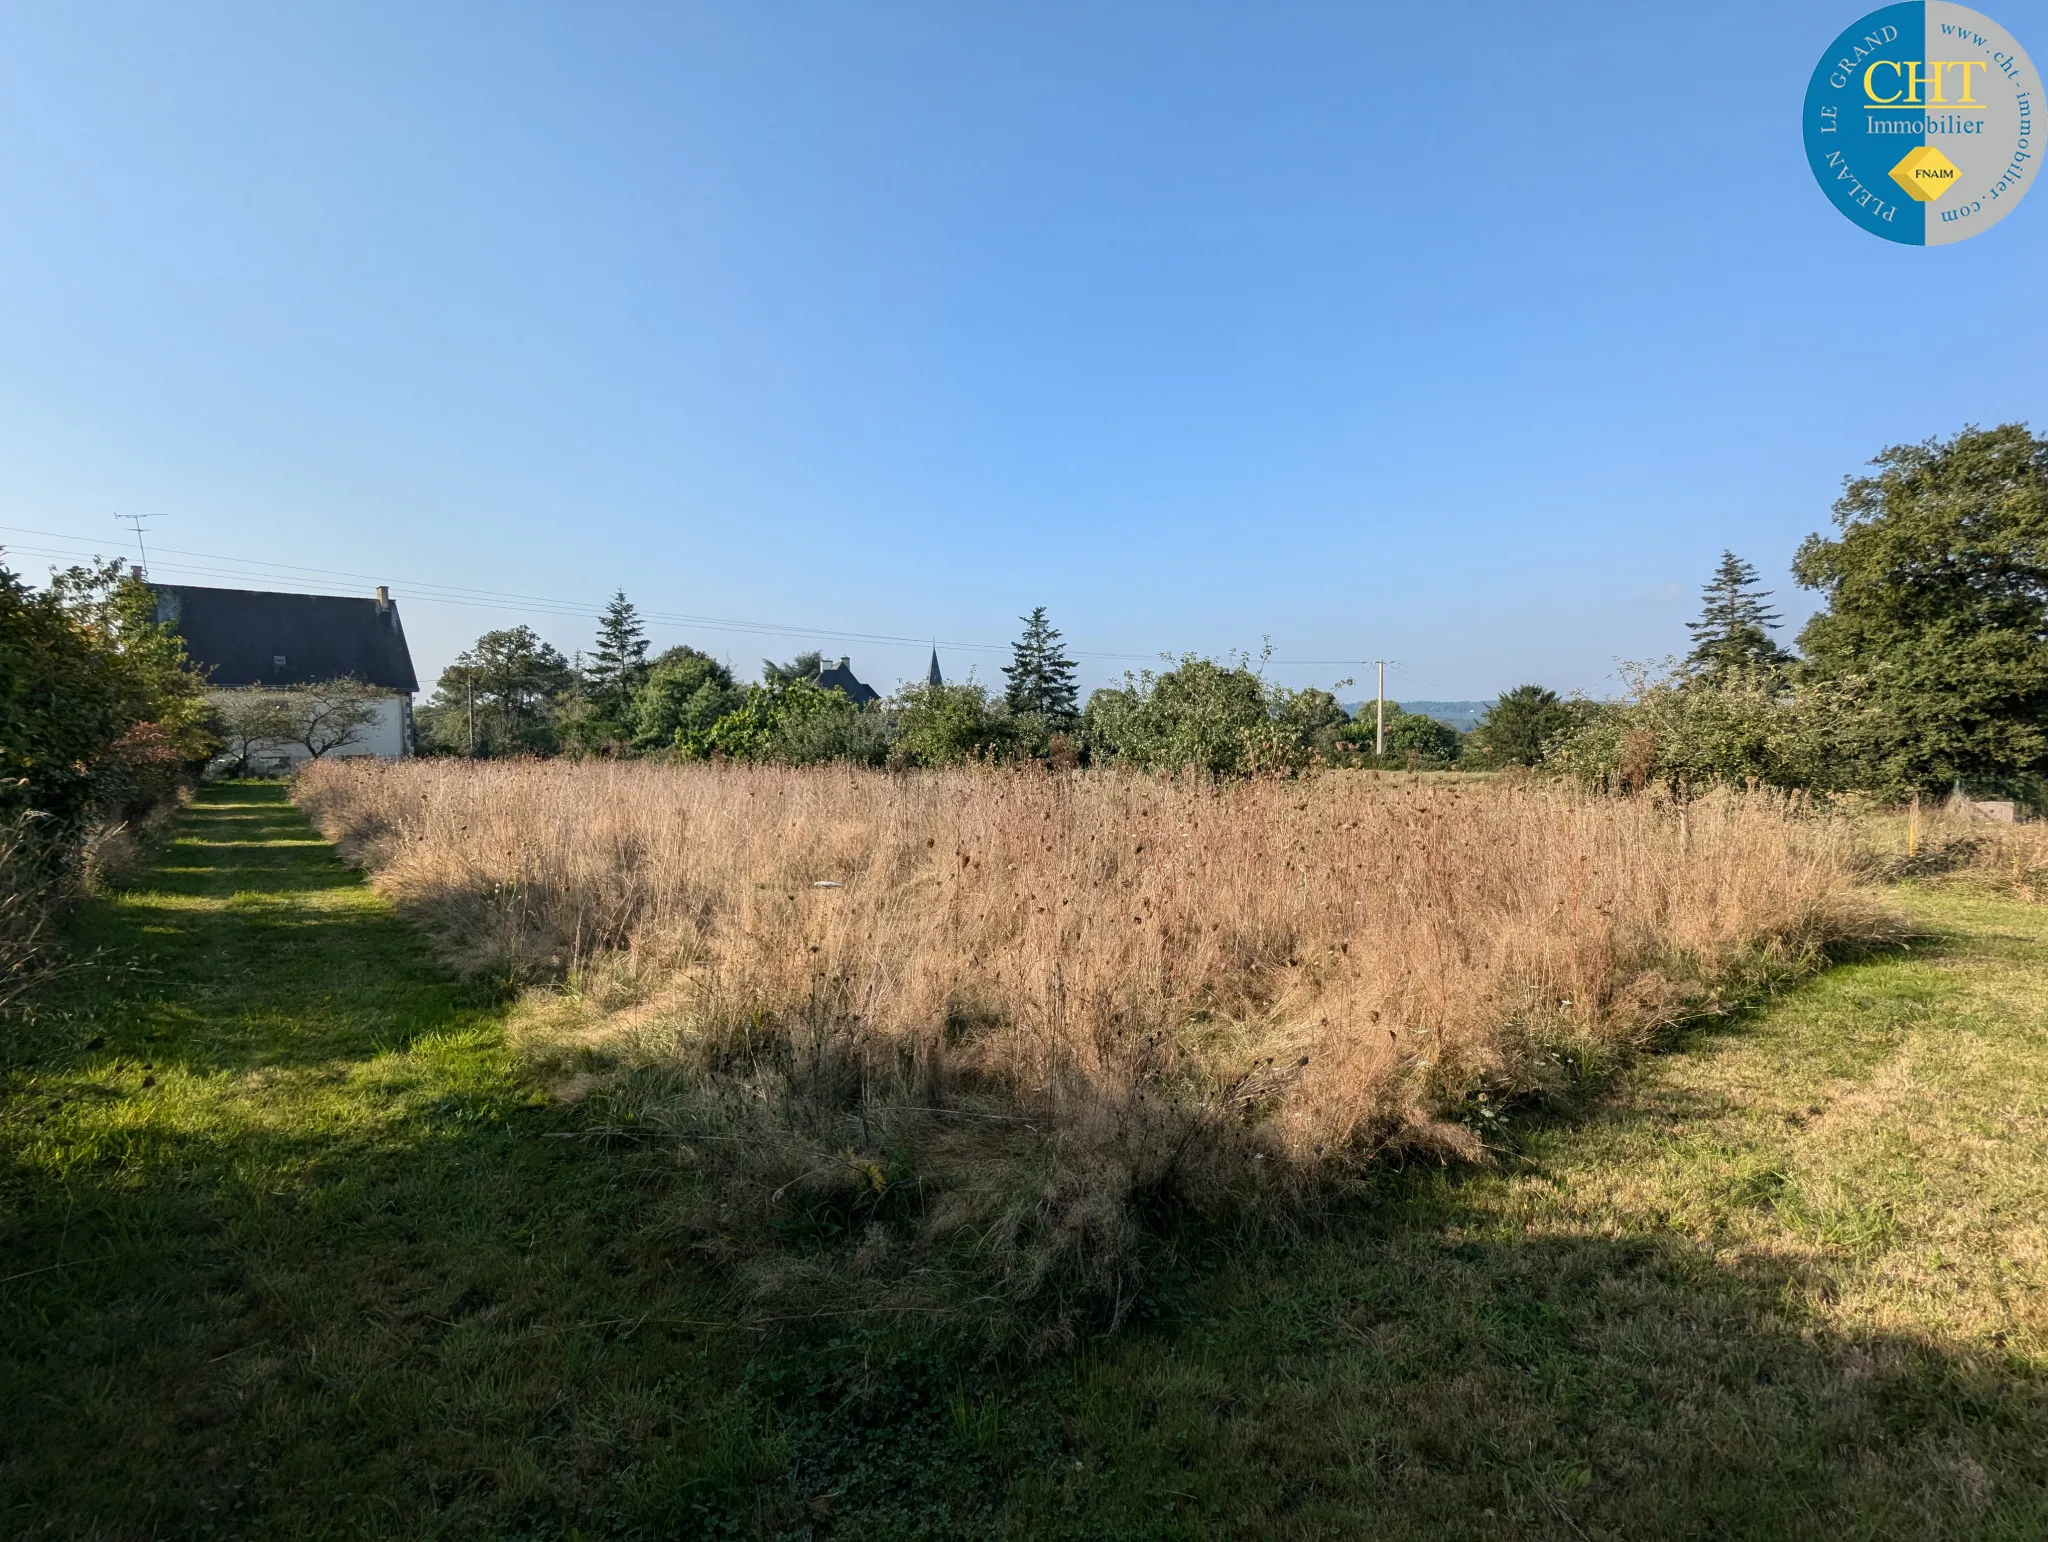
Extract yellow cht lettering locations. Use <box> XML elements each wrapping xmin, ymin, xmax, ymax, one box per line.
<box><xmin>1939</xmin><ymin>59</ymin><xmax>1989</xmax><ymax>104</ymax></box>
<box><xmin>1865</xmin><ymin>60</ymin><xmax>1989</xmax><ymax>107</ymax></box>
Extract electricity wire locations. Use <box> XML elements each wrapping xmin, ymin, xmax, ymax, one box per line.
<box><xmin>0</xmin><ymin>521</ymin><xmax>1481</xmax><ymax>689</ymax></box>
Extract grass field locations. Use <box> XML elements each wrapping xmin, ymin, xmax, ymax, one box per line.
<box><xmin>3</xmin><ymin>782</ymin><xmax>2045</xmax><ymax>1538</ymax></box>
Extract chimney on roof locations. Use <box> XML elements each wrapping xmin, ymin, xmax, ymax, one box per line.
<box><xmin>375</xmin><ymin>585</ymin><xmax>390</xmax><ymax>606</ymax></box>
<box><xmin>839</xmin><ymin>656</ymin><xmax>849</xmax><ymax>669</ymax></box>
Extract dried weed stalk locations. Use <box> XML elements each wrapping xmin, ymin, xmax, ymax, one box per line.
<box><xmin>299</xmin><ymin>760</ymin><xmax>1891</xmax><ymax>1340</ymax></box>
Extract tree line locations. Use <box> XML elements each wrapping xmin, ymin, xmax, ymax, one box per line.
<box><xmin>405</xmin><ymin>422</ymin><xmax>2048</xmax><ymax>799</ymax></box>
<box><xmin>1550</xmin><ymin>423</ymin><xmax>2048</xmax><ymax>802</ymax></box>
<box><xmin>415</xmin><ymin>598</ymin><xmax>1473</xmax><ymax>774</ymax></box>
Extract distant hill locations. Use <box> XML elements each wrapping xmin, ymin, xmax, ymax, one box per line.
<box><xmin>1339</xmin><ymin>699</ymin><xmax>1490</xmax><ymax>732</ymax></box>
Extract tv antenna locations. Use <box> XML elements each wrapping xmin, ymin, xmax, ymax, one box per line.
<box><xmin>115</xmin><ymin>512</ymin><xmax>161</xmax><ymax>576</ymax></box>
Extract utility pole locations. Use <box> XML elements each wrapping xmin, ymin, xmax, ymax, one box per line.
<box><xmin>467</xmin><ymin>677</ymin><xmax>476</xmax><ymax>756</ymax></box>
<box><xmin>115</xmin><ymin>513</ymin><xmax>161</xmax><ymax>577</ymax></box>
<box><xmin>1373</xmin><ymin>660</ymin><xmax>1389</xmax><ymax>757</ymax></box>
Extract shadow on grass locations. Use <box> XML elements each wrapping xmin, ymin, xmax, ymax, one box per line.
<box><xmin>934</xmin><ymin>1217</ymin><xmax>2046</xmax><ymax>1542</ymax></box>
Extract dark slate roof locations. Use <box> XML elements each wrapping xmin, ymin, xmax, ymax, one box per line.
<box><xmin>152</xmin><ymin>584</ymin><xmax>419</xmax><ymax>693</ymax></box>
<box><xmin>816</xmin><ymin>656</ymin><xmax>879</xmax><ymax>708</ymax></box>
<box><xmin>927</xmin><ymin>647</ymin><xmax>943</xmax><ymax>688</ymax></box>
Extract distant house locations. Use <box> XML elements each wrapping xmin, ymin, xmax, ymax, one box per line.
<box><xmin>152</xmin><ymin>584</ymin><xmax>419</xmax><ymax>768</ymax></box>
<box><xmin>927</xmin><ymin>647</ymin><xmax>943</xmax><ymax>687</ymax></box>
<box><xmin>815</xmin><ymin>656</ymin><xmax>880</xmax><ymax>707</ymax></box>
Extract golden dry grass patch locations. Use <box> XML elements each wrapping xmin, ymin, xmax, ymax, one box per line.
<box><xmin>298</xmin><ymin>758</ymin><xmax>1897</xmax><ymax>1324</ymax></box>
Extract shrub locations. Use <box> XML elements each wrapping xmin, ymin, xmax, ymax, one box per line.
<box><xmin>1335</xmin><ymin>702</ymin><xmax>1464</xmax><ymax>767</ymax></box>
<box><xmin>631</xmin><ymin>648</ymin><xmax>741</xmax><ymax>753</ymax></box>
<box><xmin>0</xmin><ymin>556</ymin><xmax>207</xmax><ymax>836</ymax></box>
<box><xmin>1548</xmin><ymin>662</ymin><xmax>1817</xmax><ymax>793</ymax></box>
<box><xmin>886</xmin><ymin>681</ymin><xmax>1014</xmax><ymax>767</ymax></box>
<box><xmin>1084</xmin><ymin>654</ymin><xmax>1336</xmax><ymax>776</ymax></box>
<box><xmin>692</xmin><ymin>679</ymin><xmax>890</xmax><ymax>765</ymax></box>
<box><xmin>0</xmin><ymin>555</ymin><xmax>208</xmax><ymax>1007</ymax></box>
<box><xmin>1</xmin><ymin>567</ymin><xmax>130</xmax><ymax>833</ymax></box>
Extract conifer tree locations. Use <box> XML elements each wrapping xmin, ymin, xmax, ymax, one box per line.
<box><xmin>1470</xmin><ymin>684</ymin><xmax>1575</xmax><ymax>767</ymax></box>
<box><xmin>1002</xmin><ymin>606</ymin><xmax>1079</xmax><ymax>724</ymax></box>
<box><xmin>586</xmin><ymin>590</ymin><xmax>650</xmax><ymax>717</ymax></box>
<box><xmin>1687</xmin><ymin>551</ymin><xmax>1789</xmax><ymax>678</ymax></box>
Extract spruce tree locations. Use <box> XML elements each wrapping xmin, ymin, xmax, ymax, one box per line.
<box><xmin>586</xmin><ymin>590</ymin><xmax>650</xmax><ymax>718</ymax></box>
<box><xmin>1002</xmin><ymin>607</ymin><xmax>1079</xmax><ymax>724</ymax></box>
<box><xmin>1687</xmin><ymin>551</ymin><xmax>1789</xmax><ymax>678</ymax></box>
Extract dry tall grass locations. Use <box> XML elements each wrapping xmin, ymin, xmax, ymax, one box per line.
<box><xmin>1862</xmin><ymin>804</ymin><xmax>2048</xmax><ymax>900</ymax></box>
<box><xmin>298</xmin><ymin>759</ymin><xmax>1890</xmax><ymax>1335</ymax></box>
<box><xmin>0</xmin><ymin>819</ymin><xmax>55</xmax><ymax>1017</ymax></box>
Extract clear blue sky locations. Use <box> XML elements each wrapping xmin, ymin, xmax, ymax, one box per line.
<box><xmin>2</xmin><ymin>1</ymin><xmax>2043</xmax><ymax>702</ymax></box>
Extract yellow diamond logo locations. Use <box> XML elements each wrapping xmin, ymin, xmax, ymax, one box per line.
<box><xmin>1890</xmin><ymin>145</ymin><xmax>1961</xmax><ymax>202</ymax></box>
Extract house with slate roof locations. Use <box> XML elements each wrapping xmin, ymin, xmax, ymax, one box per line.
<box><xmin>815</xmin><ymin>656</ymin><xmax>879</xmax><ymax>707</ymax></box>
<box><xmin>152</xmin><ymin>583</ymin><xmax>419</xmax><ymax>768</ymax></box>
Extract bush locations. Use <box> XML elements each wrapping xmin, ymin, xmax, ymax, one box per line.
<box><xmin>1548</xmin><ymin>663</ymin><xmax>1817</xmax><ymax>793</ymax></box>
<box><xmin>0</xmin><ymin>554</ymin><xmax>208</xmax><ymax>1006</ymax></box>
<box><xmin>631</xmin><ymin>648</ymin><xmax>741</xmax><ymax>753</ymax></box>
<box><xmin>692</xmin><ymin>679</ymin><xmax>889</xmax><ymax>766</ymax></box>
<box><xmin>1</xmin><ymin>567</ymin><xmax>131</xmax><ymax>833</ymax></box>
<box><xmin>1334</xmin><ymin>702</ymin><xmax>1464</xmax><ymax>767</ymax></box>
<box><xmin>1084</xmin><ymin>655</ymin><xmax>1334</xmax><ymax>776</ymax></box>
<box><xmin>1</xmin><ymin>557</ymin><xmax>207</xmax><ymax>838</ymax></box>
<box><xmin>886</xmin><ymin>681</ymin><xmax>1014</xmax><ymax>767</ymax></box>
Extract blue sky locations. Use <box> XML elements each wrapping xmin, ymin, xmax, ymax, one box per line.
<box><xmin>2</xmin><ymin>1</ymin><xmax>2043</xmax><ymax>703</ymax></box>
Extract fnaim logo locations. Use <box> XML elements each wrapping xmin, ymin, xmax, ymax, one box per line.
<box><xmin>1804</xmin><ymin>3</ymin><xmax>2039</xmax><ymax>243</ymax></box>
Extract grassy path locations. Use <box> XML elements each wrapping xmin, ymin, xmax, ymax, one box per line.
<box><xmin>4</xmin><ymin>784</ymin><xmax>2046</xmax><ymax>1538</ymax></box>
<box><xmin>0</xmin><ymin>784</ymin><xmax>753</xmax><ymax>1539</ymax></box>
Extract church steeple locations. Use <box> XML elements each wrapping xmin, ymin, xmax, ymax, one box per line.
<box><xmin>927</xmin><ymin>646</ymin><xmax>943</xmax><ymax>687</ymax></box>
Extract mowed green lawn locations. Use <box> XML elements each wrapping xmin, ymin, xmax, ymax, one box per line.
<box><xmin>3</xmin><ymin>783</ymin><xmax>2044</xmax><ymax>1539</ymax></box>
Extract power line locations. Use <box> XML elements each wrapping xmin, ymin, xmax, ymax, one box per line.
<box><xmin>0</xmin><ymin>524</ymin><xmax>1124</xmax><ymax>659</ymax></box>
<box><xmin>0</xmin><ymin>519</ymin><xmax>1466</xmax><ymax>685</ymax></box>
<box><xmin>1387</xmin><ymin>658</ymin><xmax>1458</xmax><ymax>694</ymax></box>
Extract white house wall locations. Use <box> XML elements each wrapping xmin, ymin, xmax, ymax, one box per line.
<box><xmin>212</xmin><ymin>692</ymin><xmax>411</xmax><ymax>773</ymax></box>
